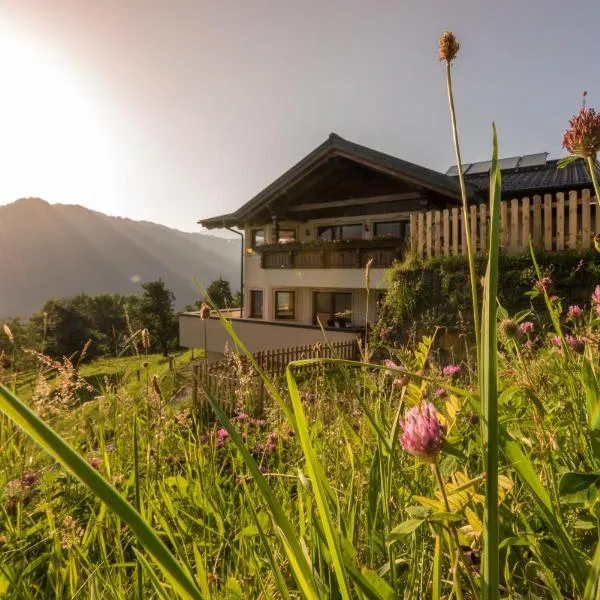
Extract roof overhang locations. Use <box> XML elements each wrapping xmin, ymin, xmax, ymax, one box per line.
<box><xmin>199</xmin><ymin>133</ymin><xmax>482</xmax><ymax>229</ymax></box>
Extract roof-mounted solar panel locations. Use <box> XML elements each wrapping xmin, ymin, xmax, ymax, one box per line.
<box><xmin>466</xmin><ymin>160</ymin><xmax>492</xmax><ymax>175</ymax></box>
<box><xmin>497</xmin><ymin>156</ymin><xmax>520</xmax><ymax>170</ymax></box>
<box><xmin>445</xmin><ymin>163</ymin><xmax>472</xmax><ymax>176</ymax></box>
<box><xmin>517</xmin><ymin>152</ymin><xmax>548</xmax><ymax>169</ymax></box>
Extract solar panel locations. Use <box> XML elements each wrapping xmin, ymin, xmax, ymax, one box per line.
<box><xmin>466</xmin><ymin>160</ymin><xmax>492</xmax><ymax>175</ymax></box>
<box><xmin>498</xmin><ymin>156</ymin><xmax>520</xmax><ymax>170</ymax></box>
<box><xmin>445</xmin><ymin>164</ymin><xmax>471</xmax><ymax>176</ymax></box>
<box><xmin>517</xmin><ymin>153</ymin><xmax>548</xmax><ymax>168</ymax></box>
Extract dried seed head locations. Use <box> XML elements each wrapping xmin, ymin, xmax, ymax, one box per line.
<box><xmin>438</xmin><ymin>31</ymin><xmax>460</xmax><ymax>63</ymax></box>
<box><xmin>141</xmin><ymin>328</ymin><xmax>150</xmax><ymax>349</ymax></box>
<box><xmin>2</xmin><ymin>324</ymin><xmax>14</xmax><ymax>344</ymax></box>
<box><xmin>199</xmin><ymin>303</ymin><xmax>211</xmax><ymax>320</ymax></box>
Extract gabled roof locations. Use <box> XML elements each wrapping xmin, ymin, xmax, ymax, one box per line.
<box><xmin>199</xmin><ymin>133</ymin><xmax>481</xmax><ymax>228</ymax></box>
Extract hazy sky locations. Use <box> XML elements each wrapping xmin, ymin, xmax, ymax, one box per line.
<box><xmin>1</xmin><ymin>0</ymin><xmax>598</xmax><ymax>233</ymax></box>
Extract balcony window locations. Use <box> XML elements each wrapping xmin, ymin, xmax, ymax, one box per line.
<box><xmin>317</xmin><ymin>224</ymin><xmax>363</xmax><ymax>241</ymax></box>
<box><xmin>313</xmin><ymin>292</ymin><xmax>352</xmax><ymax>327</ymax></box>
<box><xmin>277</xmin><ymin>229</ymin><xmax>296</xmax><ymax>244</ymax></box>
<box><xmin>373</xmin><ymin>220</ymin><xmax>410</xmax><ymax>240</ymax></box>
<box><xmin>249</xmin><ymin>289</ymin><xmax>263</xmax><ymax>318</ymax></box>
<box><xmin>274</xmin><ymin>291</ymin><xmax>296</xmax><ymax>320</ymax></box>
<box><xmin>251</xmin><ymin>229</ymin><xmax>265</xmax><ymax>249</ymax></box>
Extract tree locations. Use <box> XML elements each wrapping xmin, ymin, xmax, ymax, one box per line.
<box><xmin>205</xmin><ymin>277</ymin><xmax>234</xmax><ymax>309</ymax></box>
<box><xmin>136</xmin><ymin>279</ymin><xmax>178</xmax><ymax>357</ymax></box>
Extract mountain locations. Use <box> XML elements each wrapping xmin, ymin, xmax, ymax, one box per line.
<box><xmin>0</xmin><ymin>198</ymin><xmax>240</xmax><ymax>318</ymax></box>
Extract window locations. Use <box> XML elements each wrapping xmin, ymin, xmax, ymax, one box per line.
<box><xmin>313</xmin><ymin>292</ymin><xmax>352</xmax><ymax>327</ymax></box>
<box><xmin>249</xmin><ymin>290</ymin><xmax>263</xmax><ymax>318</ymax></box>
<box><xmin>251</xmin><ymin>229</ymin><xmax>265</xmax><ymax>249</ymax></box>
<box><xmin>275</xmin><ymin>291</ymin><xmax>296</xmax><ymax>320</ymax></box>
<box><xmin>277</xmin><ymin>229</ymin><xmax>296</xmax><ymax>244</ymax></box>
<box><xmin>373</xmin><ymin>220</ymin><xmax>410</xmax><ymax>239</ymax></box>
<box><xmin>317</xmin><ymin>224</ymin><xmax>363</xmax><ymax>241</ymax></box>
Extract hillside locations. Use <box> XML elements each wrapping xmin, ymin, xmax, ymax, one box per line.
<box><xmin>0</xmin><ymin>198</ymin><xmax>240</xmax><ymax>317</ymax></box>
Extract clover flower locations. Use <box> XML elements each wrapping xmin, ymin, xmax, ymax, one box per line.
<box><xmin>435</xmin><ymin>387</ymin><xmax>448</xmax><ymax>398</ymax></box>
<box><xmin>442</xmin><ymin>364</ymin><xmax>461</xmax><ymax>377</ymax></box>
<box><xmin>567</xmin><ymin>305</ymin><xmax>583</xmax><ymax>318</ymax></box>
<box><xmin>592</xmin><ymin>285</ymin><xmax>600</xmax><ymax>305</ymax></box>
<box><xmin>535</xmin><ymin>277</ymin><xmax>552</xmax><ymax>292</ymax></box>
<box><xmin>399</xmin><ymin>401</ymin><xmax>446</xmax><ymax>459</ymax></box>
<box><xmin>566</xmin><ymin>335</ymin><xmax>585</xmax><ymax>354</ymax></box>
<box><xmin>551</xmin><ymin>335</ymin><xmax>562</xmax><ymax>348</ymax></box>
<box><xmin>500</xmin><ymin>319</ymin><xmax>520</xmax><ymax>338</ymax></box>
<box><xmin>563</xmin><ymin>95</ymin><xmax>600</xmax><ymax>159</ymax></box>
<box><xmin>519</xmin><ymin>321</ymin><xmax>534</xmax><ymax>335</ymax></box>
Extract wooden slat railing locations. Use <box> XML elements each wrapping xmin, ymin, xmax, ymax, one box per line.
<box><xmin>410</xmin><ymin>188</ymin><xmax>598</xmax><ymax>257</ymax></box>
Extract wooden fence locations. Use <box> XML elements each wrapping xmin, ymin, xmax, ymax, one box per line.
<box><xmin>410</xmin><ymin>188</ymin><xmax>599</xmax><ymax>258</ymax></box>
<box><xmin>190</xmin><ymin>339</ymin><xmax>359</xmax><ymax>416</ymax></box>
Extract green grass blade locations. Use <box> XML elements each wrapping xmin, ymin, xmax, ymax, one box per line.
<box><xmin>286</xmin><ymin>367</ymin><xmax>352</xmax><ymax>600</ymax></box>
<box><xmin>584</xmin><ymin>536</ymin><xmax>600</xmax><ymax>600</ymax></box>
<box><xmin>481</xmin><ymin>123</ymin><xmax>501</xmax><ymax>600</ymax></box>
<box><xmin>0</xmin><ymin>383</ymin><xmax>202</xmax><ymax>600</ymax></box>
<box><xmin>203</xmin><ymin>384</ymin><xmax>320</xmax><ymax>600</ymax></box>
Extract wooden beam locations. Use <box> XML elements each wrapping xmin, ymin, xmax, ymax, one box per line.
<box><xmin>288</xmin><ymin>192</ymin><xmax>422</xmax><ymax>213</ymax></box>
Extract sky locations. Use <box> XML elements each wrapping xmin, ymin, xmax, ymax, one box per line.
<box><xmin>0</xmin><ymin>0</ymin><xmax>599</xmax><ymax>234</ymax></box>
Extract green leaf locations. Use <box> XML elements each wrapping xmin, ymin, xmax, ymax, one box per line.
<box><xmin>226</xmin><ymin>577</ymin><xmax>243</xmax><ymax>600</ymax></box>
<box><xmin>556</xmin><ymin>155</ymin><xmax>579</xmax><ymax>169</ymax></box>
<box><xmin>387</xmin><ymin>519</ymin><xmax>425</xmax><ymax>543</ymax></box>
<box><xmin>559</xmin><ymin>472</ymin><xmax>600</xmax><ymax>496</ymax></box>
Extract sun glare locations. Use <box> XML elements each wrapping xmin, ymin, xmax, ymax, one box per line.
<box><xmin>0</xmin><ymin>23</ymin><xmax>119</xmax><ymax>205</ymax></box>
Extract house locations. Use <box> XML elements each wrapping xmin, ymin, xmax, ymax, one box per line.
<box><xmin>180</xmin><ymin>133</ymin><xmax>598</xmax><ymax>354</ymax></box>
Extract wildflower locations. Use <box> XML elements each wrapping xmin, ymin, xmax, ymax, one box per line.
<box><xmin>566</xmin><ymin>335</ymin><xmax>585</xmax><ymax>354</ymax></box>
<box><xmin>383</xmin><ymin>358</ymin><xmax>398</xmax><ymax>376</ymax></box>
<box><xmin>379</xmin><ymin>326</ymin><xmax>392</xmax><ymax>341</ymax></box>
<box><xmin>2</xmin><ymin>324</ymin><xmax>14</xmax><ymax>344</ymax></box>
<box><xmin>562</xmin><ymin>100</ymin><xmax>600</xmax><ymax>159</ymax></box>
<box><xmin>592</xmin><ymin>285</ymin><xmax>600</xmax><ymax>305</ymax></box>
<box><xmin>21</xmin><ymin>472</ymin><xmax>38</xmax><ymax>488</ymax></box>
<box><xmin>199</xmin><ymin>303</ymin><xmax>211</xmax><ymax>320</ymax></box>
<box><xmin>253</xmin><ymin>418</ymin><xmax>266</xmax><ymax>428</ymax></box>
<box><xmin>442</xmin><ymin>364</ymin><xmax>461</xmax><ymax>378</ymax></box>
<box><xmin>535</xmin><ymin>277</ymin><xmax>552</xmax><ymax>292</ymax></box>
<box><xmin>519</xmin><ymin>321</ymin><xmax>534</xmax><ymax>335</ymax></box>
<box><xmin>88</xmin><ymin>457</ymin><xmax>102</xmax><ymax>470</ymax></box>
<box><xmin>399</xmin><ymin>401</ymin><xmax>447</xmax><ymax>459</ymax></box>
<box><xmin>567</xmin><ymin>305</ymin><xmax>583</xmax><ymax>318</ymax></box>
<box><xmin>268</xmin><ymin>431</ymin><xmax>278</xmax><ymax>443</ymax></box>
<box><xmin>551</xmin><ymin>335</ymin><xmax>562</xmax><ymax>348</ymax></box>
<box><xmin>500</xmin><ymin>319</ymin><xmax>520</xmax><ymax>339</ymax></box>
<box><xmin>235</xmin><ymin>412</ymin><xmax>250</xmax><ymax>422</ymax></box>
<box><xmin>259</xmin><ymin>464</ymin><xmax>268</xmax><ymax>474</ymax></box>
<box><xmin>596</xmin><ymin>304</ymin><xmax>600</xmax><ymax>317</ymax></box>
<box><xmin>393</xmin><ymin>375</ymin><xmax>410</xmax><ymax>388</ymax></box>
<box><xmin>438</xmin><ymin>31</ymin><xmax>460</xmax><ymax>63</ymax></box>
<box><xmin>216</xmin><ymin>428</ymin><xmax>228</xmax><ymax>440</ymax></box>
<box><xmin>435</xmin><ymin>387</ymin><xmax>447</xmax><ymax>398</ymax></box>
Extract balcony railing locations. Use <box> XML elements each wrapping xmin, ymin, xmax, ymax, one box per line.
<box><xmin>258</xmin><ymin>239</ymin><xmax>405</xmax><ymax>269</ymax></box>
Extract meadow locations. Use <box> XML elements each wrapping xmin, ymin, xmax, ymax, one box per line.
<box><xmin>1</xmin><ymin>30</ymin><xmax>600</xmax><ymax>599</ymax></box>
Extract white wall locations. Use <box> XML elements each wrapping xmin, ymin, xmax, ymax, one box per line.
<box><xmin>179</xmin><ymin>314</ymin><xmax>359</xmax><ymax>354</ymax></box>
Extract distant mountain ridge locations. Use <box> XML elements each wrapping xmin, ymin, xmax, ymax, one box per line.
<box><xmin>0</xmin><ymin>198</ymin><xmax>240</xmax><ymax>318</ymax></box>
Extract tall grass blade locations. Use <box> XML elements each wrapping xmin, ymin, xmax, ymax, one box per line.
<box><xmin>286</xmin><ymin>367</ymin><xmax>351</xmax><ymax>600</ymax></box>
<box><xmin>0</xmin><ymin>383</ymin><xmax>202</xmax><ymax>600</ymax></box>
<box><xmin>481</xmin><ymin>124</ymin><xmax>501</xmax><ymax>599</ymax></box>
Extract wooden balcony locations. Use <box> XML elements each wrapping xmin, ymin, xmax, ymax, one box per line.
<box><xmin>258</xmin><ymin>239</ymin><xmax>405</xmax><ymax>269</ymax></box>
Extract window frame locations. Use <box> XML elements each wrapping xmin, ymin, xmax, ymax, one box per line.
<box><xmin>317</xmin><ymin>223</ymin><xmax>364</xmax><ymax>241</ymax></box>
<box><xmin>250</xmin><ymin>228</ymin><xmax>265</xmax><ymax>249</ymax></box>
<box><xmin>313</xmin><ymin>291</ymin><xmax>353</xmax><ymax>327</ymax></box>
<box><xmin>274</xmin><ymin>290</ymin><xmax>296</xmax><ymax>320</ymax></box>
<box><xmin>276</xmin><ymin>228</ymin><xmax>296</xmax><ymax>244</ymax></box>
<box><xmin>249</xmin><ymin>289</ymin><xmax>264</xmax><ymax>319</ymax></box>
<box><xmin>373</xmin><ymin>220</ymin><xmax>410</xmax><ymax>240</ymax></box>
